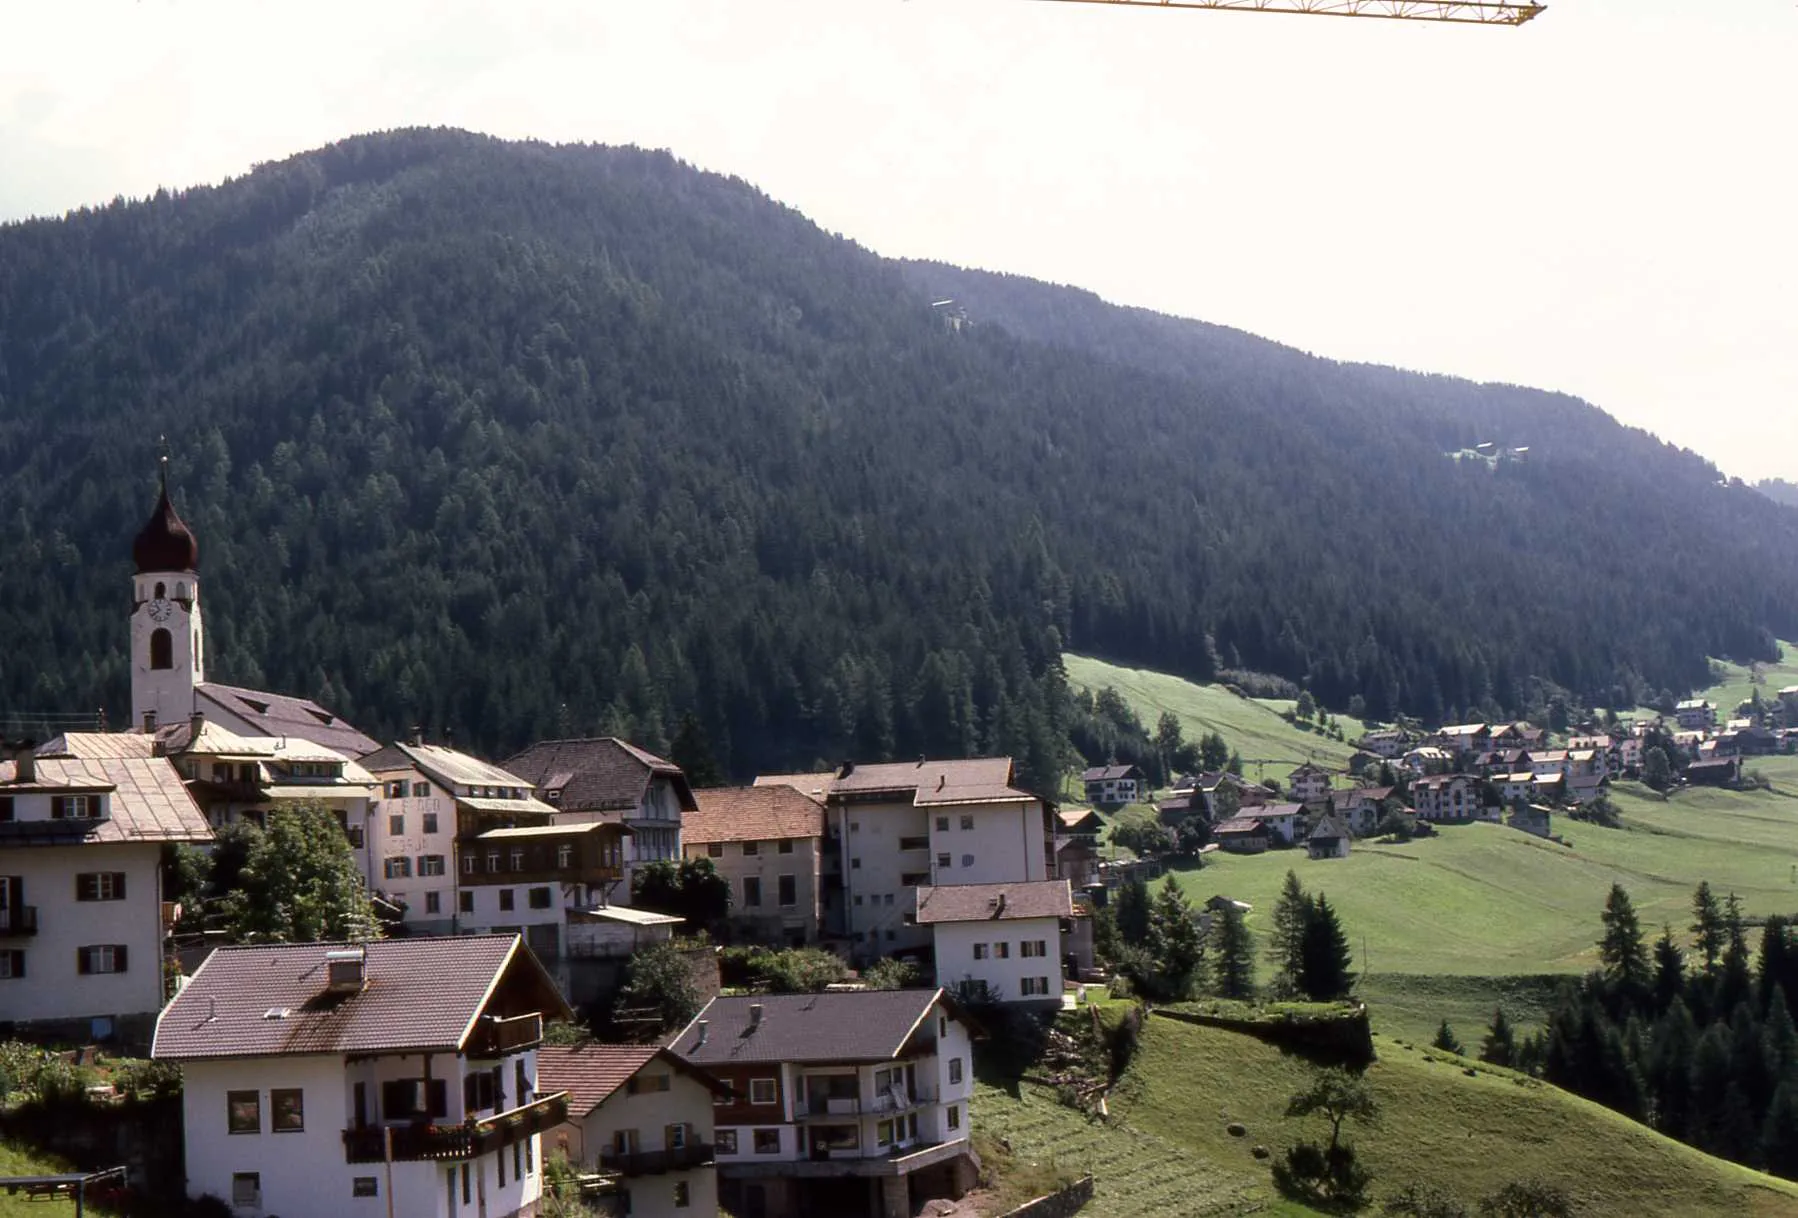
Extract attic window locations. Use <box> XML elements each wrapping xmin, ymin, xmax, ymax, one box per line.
<box><xmin>239</xmin><ymin>697</ymin><xmax>271</xmax><ymax>715</ymax></box>
<box><xmin>545</xmin><ymin>789</ymin><xmax>562</xmax><ymax>804</ymax></box>
<box><xmin>263</xmin><ymin>1007</ymin><xmax>291</xmax><ymax>1020</ymax></box>
<box><xmin>307</xmin><ymin>709</ymin><xmax>335</xmax><ymax>726</ymax></box>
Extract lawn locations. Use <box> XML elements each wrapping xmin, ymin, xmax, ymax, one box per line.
<box><xmin>1110</xmin><ymin>1015</ymin><xmax>1798</xmax><ymax>1218</ymax></box>
<box><xmin>1065</xmin><ymin>653</ymin><xmax>1356</xmax><ymax>779</ymax></box>
<box><xmin>1174</xmin><ymin>775</ymin><xmax>1798</xmax><ymax>985</ymax></box>
<box><xmin>1698</xmin><ymin>640</ymin><xmax>1798</xmax><ymax>719</ymax></box>
<box><xmin>0</xmin><ymin>1144</ymin><xmax>77</xmax><ymax>1217</ymax></box>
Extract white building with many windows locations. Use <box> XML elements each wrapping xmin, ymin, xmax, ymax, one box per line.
<box><xmin>153</xmin><ymin>935</ymin><xmax>572</xmax><ymax>1218</ymax></box>
<box><xmin>673</xmin><ymin>990</ymin><xmax>980</xmax><ymax>1218</ymax></box>
<box><xmin>915</xmin><ymin>880</ymin><xmax>1072</xmax><ymax>1007</ymax></box>
<box><xmin>0</xmin><ymin>737</ymin><xmax>211</xmax><ymax>1044</ymax></box>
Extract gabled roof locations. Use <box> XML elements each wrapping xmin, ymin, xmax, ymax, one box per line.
<box><xmin>502</xmin><ymin>738</ymin><xmax>696</xmax><ymax>814</ymax></box>
<box><xmin>362</xmin><ymin>742</ymin><xmax>536</xmax><ymax>791</ymax></box>
<box><xmin>152</xmin><ymin>935</ymin><xmax>570</xmax><ymax>1061</ymax></box>
<box><xmin>914</xmin><ymin>880</ymin><xmax>1073</xmax><ymax>925</ymax></box>
<box><xmin>1288</xmin><ymin>763</ymin><xmax>1329</xmax><ymax>779</ymax></box>
<box><xmin>674</xmin><ymin>990</ymin><xmax>956</xmax><ymax>1066</ymax></box>
<box><xmin>1081</xmin><ymin>765</ymin><xmax>1142</xmax><ymax>783</ymax></box>
<box><xmin>0</xmin><ymin>754</ymin><xmax>211</xmax><ymax>845</ymax></box>
<box><xmin>1243</xmin><ymin>803</ymin><xmax>1303</xmax><ymax>819</ymax></box>
<box><xmin>686</xmin><ymin>785</ymin><xmax>825</xmax><ymax>845</ymax></box>
<box><xmin>753</xmin><ymin>771</ymin><xmax>837</xmax><ymax>800</ymax></box>
<box><xmin>1213</xmin><ymin>816</ymin><xmax>1269</xmax><ymax>835</ymax></box>
<box><xmin>538</xmin><ymin>1044</ymin><xmax>728</xmax><ymax>1116</ymax></box>
<box><xmin>1056</xmin><ymin>808</ymin><xmax>1104</xmax><ymax>834</ymax></box>
<box><xmin>1308</xmin><ymin>814</ymin><xmax>1351</xmax><ymax>842</ymax></box>
<box><xmin>196</xmin><ymin>682</ymin><xmax>379</xmax><ymax>757</ymax></box>
<box><xmin>832</xmin><ymin>757</ymin><xmax>1016</xmax><ymax>801</ymax></box>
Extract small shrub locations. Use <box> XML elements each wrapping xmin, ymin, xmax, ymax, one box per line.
<box><xmin>861</xmin><ymin>957</ymin><xmax>922</xmax><ymax>990</ymax></box>
<box><xmin>112</xmin><ymin>1057</ymin><xmax>183</xmax><ymax>1102</ymax></box>
<box><xmin>1478</xmin><ymin>1179</ymin><xmax>1575</xmax><ymax>1217</ymax></box>
<box><xmin>1384</xmin><ymin>1183</ymin><xmax>1471</xmax><ymax>1217</ymax></box>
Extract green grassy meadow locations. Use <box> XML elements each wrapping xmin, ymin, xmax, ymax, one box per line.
<box><xmin>1697</xmin><ymin>641</ymin><xmax>1798</xmax><ymax>719</ymax></box>
<box><xmin>0</xmin><ymin>1144</ymin><xmax>76</xmax><ymax>1217</ymax></box>
<box><xmin>1065</xmin><ymin>654</ymin><xmax>1356</xmax><ymax>778</ymax></box>
<box><xmin>974</xmin><ymin>1012</ymin><xmax>1798</xmax><ymax>1217</ymax></box>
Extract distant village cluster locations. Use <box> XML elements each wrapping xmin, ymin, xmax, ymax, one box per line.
<box><xmin>0</xmin><ymin>484</ymin><xmax>1097</xmax><ymax>1218</ymax></box>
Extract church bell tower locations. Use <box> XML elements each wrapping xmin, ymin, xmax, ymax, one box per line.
<box><xmin>130</xmin><ymin>460</ymin><xmax>204</xmax><ymax>732</ymax></box>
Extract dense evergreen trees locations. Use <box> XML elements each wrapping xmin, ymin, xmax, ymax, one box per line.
<box><xmin>2</xmin><ymin>129</ymin><xmax>1794</xmax><ymax>778</ymax></box>
<box><xmin>1530</xmin><ymin>882</ymin><xmax>1798</xmax><ymax>1178</ymax></box>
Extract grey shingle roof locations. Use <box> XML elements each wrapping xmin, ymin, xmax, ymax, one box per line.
<box><xmin>914</xmin><ymin>881</ymin><xmax>1073</xmax><ymax>925</ymax></box>
<box><xmin>197</xmin><ymin>682</ymin><xmax>379</xmax><ymax>757</ymax></box>
<box><xmin>674</xmin><ymin>990</ymin><xmax>947</xmax><ymax>1066</ymax></box>
<box><xmin>152</xmin><ymin>935</ymin><xmax>569</xmax><ymax>1061</ymax></box>
<box><xmin>0</xmin><ymin>755</ymin><xmax>211</xmax><ymax>845</ymax></box>
<box><xmin>502</xmin><ymin>738</ymin><xmax>696</xmax><ymax>814</ymax></box>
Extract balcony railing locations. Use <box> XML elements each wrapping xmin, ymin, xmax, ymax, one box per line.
<box><xmin>0</xmin><ymin>906</ymin><xmax>38</xmax><ymax>936</ymax></box>
<box><xmin>342</xmin><ymin>1091</ymin><xmax>569</xmax><ymax>1164</ymax></box>
<box><xmin>795</xmin><ymin>1088</ymin><xmax>936</xmax><ymax>1119</ymax></box>
<box><xmin>467</xmin><ymin>1012</ymin><xmax>543</xmax><ymax>1058</ymax></box>
<box><xmin>598</xmin><ymin>1142</ymin><xmax>716</xmax><ymax>1175</ymax></box>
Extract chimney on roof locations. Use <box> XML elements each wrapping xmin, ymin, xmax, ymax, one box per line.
<box><xmin>10</xmin><ymin>740</ymin><xmax>35</xmax><ymax>785</ymax></box>
<box><xmin>142</xmin><ymin>710</ymin><xmax>157</xmax><ymax>733</ymax></box>
<box><xmin>190</xmin><ymin>710</ymin><xmax>205</xmax><ymax>740</ymax></box>
<box><xmin>836</xmin><ymin>761</ymin><xmax>854</xmax><ymax>779</ymax></box>
<box><xmin>325</xmin><ymin>946</ymin><xmax>368</xmax><ymax>993</ymax></box>
<box><xmin>995</xmin><ymin>893</ymin><xmax>1007</xmax><ymax>916</ymax></box>
<box><xmin>410</xmin><ymin>725</ymin><xmax>424</xmax><ymax>747</ymax></box>
<box><xmin>696</xmin><ymin>1019</ymin><xmax>710</xmax><ymax>1048</ymax></box>
<box><xmin>937</xmin><ymin>775</ymin><xmax>946</xmax><ymax>791</ymax></box>
<box><xmin>748</xmin><ymin>1003</ymin><xmax>765</xmax><ymax>1030</ymax></box>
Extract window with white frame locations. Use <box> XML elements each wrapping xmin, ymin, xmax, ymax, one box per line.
<box><xmin>383</xmin><ymin>857</ymin><xmax>411</xmax><ymax>880</ymax></box>
<box><xmin>232</xmin><ymin>1173</ymin><xmax>261</xmax><ymax>1207</ymax></box>
<box><xmin>949</xmin><ymin>1058</ymin><xmax>963</xmax><ymax>1085</ymax></box>
<box><xmin>749</xmin><ymin>1078</ymin><xmax>777</xmax><ymax>1105</ymax></box>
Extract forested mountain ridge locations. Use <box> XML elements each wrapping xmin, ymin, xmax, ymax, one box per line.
<box><xmin>0</xmin><ymin>128</ymin><xmax>1791</xmax><ymax>781</ymax></box>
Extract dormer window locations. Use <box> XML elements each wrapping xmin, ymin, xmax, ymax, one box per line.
<box><xmin>51</xmin><ymin>795</ymin><xmax>100</xmax><ymax>820</ymax></box>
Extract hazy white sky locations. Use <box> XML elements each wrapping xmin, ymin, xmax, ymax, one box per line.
<box><xmin>4</xmin><ymin>1</ymin><xmax>1794</xmax><ymax>478</ymax></box>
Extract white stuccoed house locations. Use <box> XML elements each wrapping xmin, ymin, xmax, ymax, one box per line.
<box><xmin>153</xmin><ymin>934</ymin><xmax>573</xmax><ymax>1218</ymax></box>
<box><xmin>914</xmin><ymin>880</ymin><xmax>1073</xmax><ymax>1007</ymax></box>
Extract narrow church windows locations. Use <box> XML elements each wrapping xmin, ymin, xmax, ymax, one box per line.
<box><xmin>150</xmin><ymin>628</ymin><xmax>173</xmax><ymax>670</ymax></box>
<box><xmin>154</xmin><ymin>582</ymin><xmax>166</xmax><ymax>599</ymax></box>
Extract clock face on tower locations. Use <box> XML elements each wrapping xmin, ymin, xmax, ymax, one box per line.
<box><xmin>148</xmin><ymin>597</ymin><xmax>173</xmax><ymax>623</ymax></box>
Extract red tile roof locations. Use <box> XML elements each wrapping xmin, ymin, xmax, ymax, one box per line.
<box><xmin>686</xmin><ymin>785</ymin><xmax>824</xmax><ymax>845</ymax></box>
<box><xmin>537</xmin><ymin>1044</ymin><xmax>728</xmax><ymax>1116</ymax></box>
<box><xmin>914</xmin><ymin>880</ymin><xmax>1073</xmax><ymax>925</ymax></box>
<box><xmin>152</xmin><ymin>935</ymin><xmax>569</xmax><ymax>1061</ymax></box>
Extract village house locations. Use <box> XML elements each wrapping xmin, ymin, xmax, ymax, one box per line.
<box><xmin>1526</xmin><ymin>750</ymin><xmax>1569</xmax><ymax>779</ymax></box>
<box><xmin>1305</xmin><ymin>813</ymin><xmax>1351</xmax><ymax>860</ymax></box>
<box><xmin>0</xmin><ymin>737</ymin><xmax>212</xmax><ymax>1046</ymax></box>
<box><xmin>1508</xmin><ymin>805</ymin><xmax>1553</xmax><ymax>839</ymax></box>
<box><xmin>152</xmin><ymin>935</ymin><xmax>572</xmax><ymax>1218</ymax></box>
<box><xmin>358</xmin><ymin>741</ymin><xmax>565</xmax><ymax>940</ymax></box>
<box><xmin>538</xmin><ymin>1043</ymin><xmax>728</xmax><ymax>1218</ymax></box>
<box><xmin>1212</xmin><ymin>817</ymin><xmax>1270</xmax><ymax>854</ymax></box>
<box><xmin>914</xmin><ymin>880</ymin><xmax>1073</xmax><ymax>1007</ymax></box>
<box><xmin>1685</xmin><ymin>757</ymin><xmax>1743</xmax><ymax>787</ymax></box>
<box><xmin>1433</xmin><ymin>724</ymin><xmax>1490</xmax><ymax>758</ymax></box>
<box><xmin>503</xmin><ymin>738</ymin><xmax>698</xmax><ymax>885</ymax></box>
<box><xmin>1356</xmin><ymin>729</ymin><xmax>1411</xmax><ymax>759</ymax></box>
<box><xmin>1241</xmin><ymin>803</ymin><xmax>1303</xmax><ymax>845</ymax></box>
<box><xmin>683</xmin><ymin>785</ymin><xmax>827</xmax><ymax>947</ymax></box>
<box><xmin>1410</xmin><ymin>774</ymin><xmax>1479</xmax><ymax>822</ymax></box>
<box><xmin>1328</xmin><ymin>787</ymin><xmax>1392</xmax><ymax>837</ymax></box>
<box><xmin>1285</xmin><ymin>763</ymin><xmax>1334</xmax><ymax>805</ymax></box>
<box><xmin>793</xmin><ymin>759</ymin><xmax>1050</xmax><ymax>964</ymax></box>
<box><xmin>1400</xmin><ymin>746</ymin><xmax>1453</xmax><ymax>775</ymax></box>
<box><xmin>1567</xmin><ymin>774</ymin><xmax>1610</xmax><ymax>806</ymax></box>
<box><xmin>673</xmin><ymin>990</ymin><xmax>980</xmax><ymax>1218</ymax></box>
<box><xmin>1495</xmin><ymin>773</ymin><xmax>1536</xmax><ymax>806</ymax></box>
<box><xmin>1080</xmin><ymin>764</ymin><xmax>1146</xmax><ymax>807</ymax></box>
<box><xmin>1051</xmin><ymin>808</ymin><xmax>1104</xmax><ymax>889</ymax></box>
<box><xmin>1616</xmin><ymin>735</ymin><xmax>1644</xmax><ymax>773</ymax></box>
<box><xmin>1676</xmin><ymin>699</ymin><xmax>1719</xmax><ymax>731</ymax></box>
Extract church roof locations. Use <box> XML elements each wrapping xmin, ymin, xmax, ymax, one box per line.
<box><xmin>132</xmin><ymin>483</ymin><xmax>199</xmax><ymax>574</ymax></box>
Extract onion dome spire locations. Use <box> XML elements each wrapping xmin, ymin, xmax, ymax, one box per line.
<box><xmin>132</xmin><ymin>442</ymin><xmax>199</xmax><ymax>574</ymax></box>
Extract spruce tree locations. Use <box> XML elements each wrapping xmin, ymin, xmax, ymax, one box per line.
<box><xmin>1433</xmin><ymin>1019</ymin><xmax>1464</xmax><ymax>1055</ymax></box>
<box><xmin>1270</xmin><ymin>869</ymin><xmax>1309</xmax><ymax>993</ymax></box>
<box><xmin>1761</xmin><ymin>1080</ymin><xmax>1798</xmax><ymax>1180</ymax></box>
<box><xmin>1114</xmin><ymin>876</ymin><xmax>1153</xmax><ymax>948</ymax></box>
<box><xmin>1719</xmin><ymin>893</ymin><xmax>1755</xmax><ymax>1015</ymax></box>
<box><xmin>1692</xmin><ymin>880</ymin><xmax>1725</xmax><ymax>976</ymax></box>
<box><xmin>1599</xmin><ymin>882</ymin><xmax>1650</xmax><ymax>996</ymax></box>
<box><xmin>1759</xmin><ymin>915</ymin><xmax>1794</xmax><ymax>1016</ymax></box>
<box><xmin>1480</xmin><ymin>1007</ymin><xmax>1516</xmax><ymax>1068</ymax></box>
<box><xmin>1212</xmin><ymin>903</ymin><xmax>1257</xmax><ymax>1000</ymax></box>
<box><xmin>1298</xmin><ymin>893</ymin><xmax>1355</xmax><ymax>1001</ymax></box>
<box><xmin>1651</xmin><ymin>924</ymin><xmax>1686</xmax><ymax>1014</ymax></box>
<box><xmin>1148</xmin><ymin>876</ymin><xmax>1205</xmax><ymax>1000</ymax></box>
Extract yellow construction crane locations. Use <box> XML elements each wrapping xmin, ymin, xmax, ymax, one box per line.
<box><xmin>1026</xmin><ymin>1</ymin><xmax>1544</xmax><ymax>25</ymax></box>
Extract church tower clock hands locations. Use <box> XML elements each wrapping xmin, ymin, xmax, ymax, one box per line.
<box><xmin>130</xmin><ymin>448</ymin><xmax>205</xmax><ymax>733</ymax></box>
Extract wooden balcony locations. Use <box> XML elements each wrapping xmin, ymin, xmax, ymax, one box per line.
<box><xmin>598</xmin><ymin>1142</ymin><xmax>716</xmax><ymax>1176</ymax></box>
<box><xmin>0</xmin><ymin>906</ymin><xmax>37</xmax><ymax>937</ymax></box>
<box><xmin>467</xmin><ymin>1012</ymin><xmax>543</xmax><ymax>1058</ymax></box>
<box><xmin>342</xmin><ymin>1091</ymin><xmax>569</xmax><ymax>1163</ymax></box>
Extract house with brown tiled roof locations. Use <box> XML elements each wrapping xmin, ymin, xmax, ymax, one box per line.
<box><xmin>503</xmin><ymin>738</ymin><xmax>697</xmax><ymax>884</ymax></box>
<box><xmin>1</xmin><ymin>737</ymin><xmax>211</xmax><ymax>1045</ymax></box>
<box><xmin>153</xmin><ymin>934</ymin><xmax>572</xmax><ymax>1218</ymax></box>
<box><xmin>684</xmin><ymin>785</ymin><xmax>827</xmax><ymax>946</ymax></box>
<box><xmin>786</xmin><ymin>758</ymin><xmax>1051</xmax><ymax>964</ymax></box>
<box><xmin>1328</xmin><ymin>786</ymin><xmax>1393</xmax><ymax>837</ymax></box>
<box><xmin>1286</xmin><ymin>763</ymin><xmax>1334</xmax><ymax>805</ymax></box>
<box><xmin>914</xmin><ymin>880</ymin><xmax>1074</xmax><ymax>1007</ymax></box>
<box><xmin>1305</xmin><ymin>813</ymin><xmax>1352</xmax><ymax>860</ymax></box>
<box><xmin>539</xmin><ymin>1043</ymin><xmax>728</xmax><ymax>1218</ymax></box>
<box><xmin>1081</xmin><ymin>764</ymin><xmax>1145</xmax><ymax>807</ymax></box>
<box><xmin>1213</xmin><ymin>816</ymin><xmax>1270</xmax><ymax>854</ymax></box>
<box><xmin>673</xmin><ymin>989</ymin><xmax>981</xmax><ymax>1218</ymax></box>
